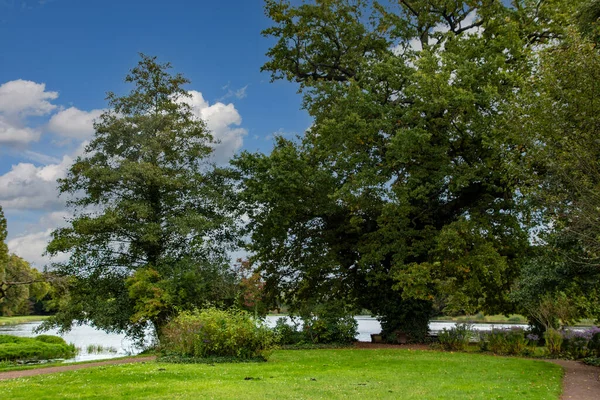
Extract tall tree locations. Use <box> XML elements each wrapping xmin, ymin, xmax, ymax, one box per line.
<box><xmin>0</xmin><ymin>206</ymin><xmax>50</xmax><ymax>315</ymax></box>
<box><xmin>45</xmin><ymin>55</ymin><xmax>239</xmax><ymax>340</ymax></box>
<box><xmin>235</xmin><ymin>0</ymin><xmax>576</xmax><ymax>341</ymax></box>
<box><xmin>0</xmin><ymin>206</ymin><xmax>7</xmax><ymax>269</ymax></box>
<box><xmin>511</xmin><ymin>1</ymin><xmax>600</xmax><ymax>324</ymax></box>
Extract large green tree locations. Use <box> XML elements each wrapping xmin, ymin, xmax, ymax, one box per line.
<box><xmin>511</xmin><ymin>1</ymin><xmax>600</xmax><ymax>324</ymax></box>
<box><xmin>234</xmin><ymin>0</ymin><xmax>575</xmax><ymax>341</ymax></box>
<box><xmin>45</xmin><ymin>55</ymin><xmax>239</xmax><ymax>340</ymax></box>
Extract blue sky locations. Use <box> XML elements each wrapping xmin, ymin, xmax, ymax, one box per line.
<box><xmin>0</xmin><ymin>0</ymin><xmax>311</xmax><ymax>266</ymax></box>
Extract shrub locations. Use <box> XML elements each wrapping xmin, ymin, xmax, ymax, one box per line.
<box><xmin>559</xmin><ymin>327</ymin><xmax>600</xmax><ymax>359</ymax></box>
<box><xmin>272</xmin><ymin>314</ymin><xmax>357</xmax><ymax>346</ymax></box>
<box><xmin>0</xmin><ymin>335</ymin><xmax>75</xmax><ymax>361</ymax></box>
<box><xmin>479</xmin><ymin>328</ymin><xmax>531</xmax><ymax>355</ymax></box>
<box><xmin>160</xmin><ymin>308</ymin><xmax>275</xmax><ymax>361</ymax></box>
<box><xmin>35</xmin><ymin>335</ymin><xmax>67</xmax><ymax>345</ymax></box>
<box><xmin>438</xmin><ymin>323</ymin><xmax>474</xmax><ymax>351</ymax></box>
<box><xmin>302</xmin><ymin>314</ymin><xmax>357</xmax><ymax>344</ymax></box>
<box><xmin>272</xmin><ymin>318</ymin><xmax>303</xmax><ymax>345</ymax></box>
<box><xmin>589</xmin><ymin>328</ymin><xmax>600</xmax><ymax>357</ymax></box>
<box><xmin>544</xmin><ymin>328</ymin><xmax>563</xmax><ymax>356</ymax></box>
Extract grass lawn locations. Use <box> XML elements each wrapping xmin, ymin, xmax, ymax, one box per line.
<box><xmin>0</xmin><ymin>349</ymin><xmax>562</xmax><ymax>399</ymax></box>
<box><xmin>0</xmin><ymin>316</ymin><xmax>49</xmax><ymax>326</ymax></box>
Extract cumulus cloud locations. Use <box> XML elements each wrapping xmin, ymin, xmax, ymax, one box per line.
<box><xmin>47</xmin><ymin>106</ymin><xmax>104</xmax><ymax>139</ymax></box>
<box><xmin>0</xmin><ymin>79</ymin><xmax>58</xmax><ymax>117</ymax></box>
<box><xmin>0</xmin><ymin>79</ymin><xmax>59</xmax><ymax>146</ymax></box>
<box><xmin>0</xmin><ymin>118</ymin><xmax>40</xmax><ymax>145</ymax></box>
<box><xmin>0</xmin><ymin>155</ymin><xmax>73</xmax><ymax>211</ymax></box>
<box><xmin>7</xmin><ymin>228</ymin><xmax>69</xmax><ymax>269</ymax></box>
<box><xmin>181</xmin><ymin>90</ymin><xmax>247</xmax><ymax>162</ymax></box>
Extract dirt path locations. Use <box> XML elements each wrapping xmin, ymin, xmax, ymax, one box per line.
<box><xmin>0</xmin><ymin>356</ymin><xmax>156</xmax><ymax>381</ymax></box>
<box><xmin>550</xmin><ymin>359</ymin><xmax>600</xmax><ymax>400</ymax></box>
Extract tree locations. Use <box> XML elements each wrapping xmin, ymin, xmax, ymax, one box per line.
<box><xmin>511</xmin><ymin>1</ymin><xmax>600</xmax><ymax>325</ymax></box>
<box><xmin>0</xmin><ymin>254</ymin><xmax>49</xmax><ymax>316</ymax></box>
<box><xmin>234</xmin><ymin>0</ymin><xmax>575</xmax><ymax>341</ymax></box>
<box><xmin>0</xmin><ymin>206</ymin><xmax>50</xmax><ymax>316</ymax></box>
<box><xmin>44</xmin><ymin>55</ymin><xmax>239</xmax><ymax>340</ymax></box>
<box><xmin>0</xmin><ymin>206</ymin><xmax>7</xmax><ymax>270</ymax></box>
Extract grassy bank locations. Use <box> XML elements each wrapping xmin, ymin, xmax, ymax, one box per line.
<box><xmin>0</xmin><ymin>349</ymin><xmax>562</xmax><ymax>399</ymax></box>
<box><xmin>0</xmin><ymin>316</ymin><xmax>49</xmax><ymax>326</ymax></box>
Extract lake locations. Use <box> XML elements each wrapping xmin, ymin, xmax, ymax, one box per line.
<box><xmin>0</xmin><ymin>317</ymin><xmax>531</xmax><ymax>362</ymax></box>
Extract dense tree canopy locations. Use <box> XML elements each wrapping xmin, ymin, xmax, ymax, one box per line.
<box><xmin>511</xmin><ymin>3</ymin><xmax>600</xmax><ymax>325</ymax></box>
<box><xmin>234</xmin><ymin>0</ymin><xmax>579</xmax><ymax>340</ymax></box>
<box><xmin>44</xmin><ymin>55</ymin><xmax>240</xmax><ymax>340</ymax></box>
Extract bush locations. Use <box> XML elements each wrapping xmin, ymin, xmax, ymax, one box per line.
<box><xmin>34</xmin><ymin>335</ymin><xmax>68</xmax><ymax>345</ymax></box>
<box><xmin>479</xmin><ymin>328</ymin><xmax>531</xmax><ymax>355</ymax></box>
<box><xmin>438</xmin><ymin>323</ymin><xmax>474</xmax><ymax>351</ymax></box>
<box><xmin>302</xmin><ymin>315</ymin><xmax>357</xmax><ymax>344</ymax></box>
<box><xmin>560</xmin><ymin>327</ymin><xmax>600</xmax><ymax>359</ymax></box>
<box><xmin>272</xmin><ymin>314</ymin><xmax>357</xmax><ymax>346</ymax></box>
<box><xmin>0</xmin><ymin>334</ymin><xmax>75</xmax><ymax>361</ymax></box>
<box><xmin>160</xmin><ymin>308</ymin><xmax>275</xmax><ymax>361</ymax></box>
<box><xmin>544</xmin><ymin>328</ymin><xmax>563</xmax><ymax>356</ymax></box>
<box><xmin>272</xmin><ymin>318</ymin><xmax>303</xmax><ymax>345</ymax></box>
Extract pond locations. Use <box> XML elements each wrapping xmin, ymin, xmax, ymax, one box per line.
<box><xmin>0</xmin><ymin>317</ymin><xmax>533</xmax><ymax>362</ymax></box>
<box><xmin>0</xmin><ymin>322</ymin><xmax>145</xmax><ymax>362</ymax></box>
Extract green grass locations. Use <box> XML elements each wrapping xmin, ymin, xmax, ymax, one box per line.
<box><xmin>0</xmin><ymin>354</ymin><xmax>152</xmax><ymax>373</ymax></box>
<box><xmin>0</xmin><ymin>335</ymin><xmax>76</xmax><ymax>362</ymax></box>
<box><xmin>0</xmin><ymin>316</ymin><xmax>49</xmax><ymax>326</ymax></box>
<box><xmin>0</xmin><ymin>349</ymin><xmax>562</xmax><ymax>399</ymax></box>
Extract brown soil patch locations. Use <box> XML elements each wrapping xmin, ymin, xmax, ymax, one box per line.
<box><xmin>0</xmin><ymin>356</ymin><xmax>156</xmax><ymax>381</ymax></box>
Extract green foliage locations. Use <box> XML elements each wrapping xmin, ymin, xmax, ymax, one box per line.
<box><xmin>303</xmin><ymin>314</ymin><xmax>357</xmax><ymax>344</ymax></box>
<box><xmin>558</xmin><ymin>328</ymin><xmax>600</xmax><ymax>359</ymax></box>
<box><xmin>160</xmin><ymin>308</ymin><xmax>275</xmax><ymax>361</ymax></box>
<box><xmin>273</xmin><ymin>313</ymin><xmax>357</xmax><ymax>346</ymax></box>
<box><xmin>511</xmin><ymin>8</ymin><xmax>600</xmax><ymax>324</ymax></box>
<box><xmin>0</xmin><ymin>334</ymin><xmax>75</xmax><ymax>361</ymax></box>
<box><xmin>236</xmin><ymin>0</ymin><xmax>578</xmax><ymax>343</ymax></box>
<box><xmin>582</xmin><ymin>356</ymin><xmax>600</xmax><ymax>367</ymax></box>
<box><xmin>44</xmin><ymin>55</ymin><xmax>240</xmax><ymax>340</ymax></box>
<box><xmin>272</xmin><ymin>317</ymin><xmax>304</xmax><ymax>345</ymax></box>
<box><xmin>0</xmin><ymin>206</ymin><xmax>7</xmax><ymax>268</ymax></box>
<box><xmin>437</xmin><ymin>323</ymin><xmax>474</xmax><ymax>351</ymax></box>
<box><xmin>1</xmin><ymin>206</ymin><xmax>50</xmax><ymax>316</ymax></box>
<box><xmin>544</xmin><ymin>329</ymin><xmax>563</xmax><ymax>356</ymax></box>
<box><xmin>34</xmin><ymin>334</ymin><xmax>67</xmax><ymax>345</ymax></box>
<box><xmin>478</xmin><ymin>328</ymin><xmax>531</xmax><ymax>356</ymax></box>
<box><xmin>0</xmin><ymin>254</ymin><xmax>49</xmax><ymax>316</ymax></box>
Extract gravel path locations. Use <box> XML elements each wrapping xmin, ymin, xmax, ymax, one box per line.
<box><xmin>550</xmin><ymin>359</ymin><xmax>600</xmax><ymax>400</ymax></box>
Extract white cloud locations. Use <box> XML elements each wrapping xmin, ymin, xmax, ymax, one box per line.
<box><xmin>7</xmin><ymin>228</ymin><xmax>69</xmax><ymax>269</ymax></box>
<box><xmin>0</xmin><ymin>118</ymin><xmax>40</xmax><ymax>145</ymax></box>
<box><xmin>47</xmin><ymin>106</ymin><xmax>104</xmax><ymax>139</ymax></box>
<box><xmin>0</xmin><ymin>79</ymin><xmax>58</xmax><ymax>117</ymax></box>
<box><xmin>0</xmin><ymin>79</ymin><xmax>59</xmax><ymax>146</ymax></box>
<box><xmin>0</xmin><ymin>155</ymin><xmax>73</xmax><ymax>211</ymax></box>
<box><xmin>181</xmin><ymin>90</ymin><xmax>247</xmax><ymax>162</ymax></box>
